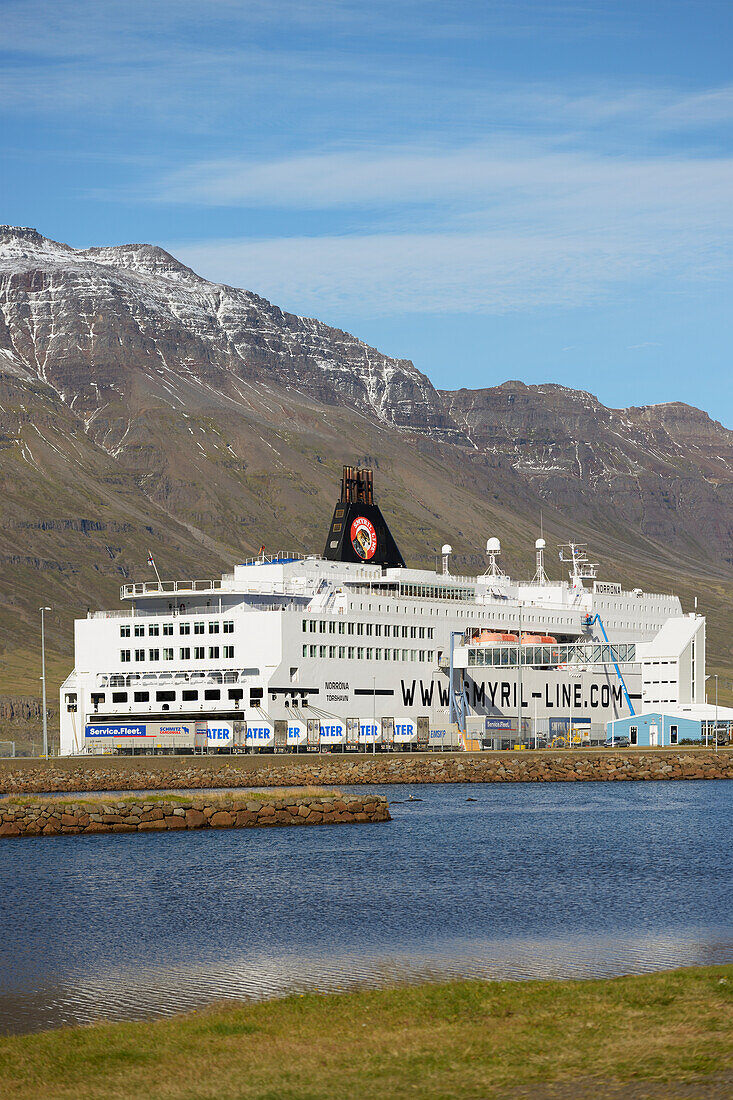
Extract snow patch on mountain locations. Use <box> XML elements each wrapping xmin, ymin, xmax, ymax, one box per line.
<box><xmin>0</xmin><ymin>226</ymin><xmax>449</xmax><ymax>433</ymax></box>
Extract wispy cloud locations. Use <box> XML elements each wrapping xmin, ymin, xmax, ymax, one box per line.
<box><xmin>0</xmin><ymin>0</ymin><xmax>614</xmax><ymax>61</ymax></box>
<box><xmin>171</xmin><ymin>218</ymin><xmax>730</xmax><ymax>319</ymax></box>
<box><xmin>3</xmin><ymin>0</ymin><xmax>732</xmax><ymax>146</ymax></box>
<box><xmin>150</xmin><ymin>140</ymin><xmax>733</xmax><ymax>222</ymax></box>
<box><xmin>162</xmin><ymin>134</ymin><xmax>733</xmax><ymax>317</ymax></box>
<box><xmin>4</xmin><ymin>0</ymin><xmax>733</xmax><ymax>336</ymax></box>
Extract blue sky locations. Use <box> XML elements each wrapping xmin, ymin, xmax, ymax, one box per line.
<box><xmin>2</xmin><ymin>0</ymin><xmax>732</xmax><ymax>421</ymax></box>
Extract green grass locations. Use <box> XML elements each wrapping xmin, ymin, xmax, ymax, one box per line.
<box><xmin>0</xmin><ymin>787</ymin><xmax>338</xmax><ymax>808</ymax></box>
<box><xmin>1</xmin><ymin>967</ymin><xmax>732</xmax><ymax>1099</ymax></box>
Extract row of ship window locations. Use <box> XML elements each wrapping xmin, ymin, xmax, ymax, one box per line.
<box><xmin>354</xmin><ymin>600</ymin><xmax>577</xmax><ymax>626</ymax></box>
<box><xmin>351</xmin><ymin>583</ymin><xmax>474</xmax><ymax>602</ymax></box>
<box><xmin>303</xmin><ymin>645</ymin><xmax>434</xmax><ymax>662</ymax></box>
<box><xmin>468</xmin><ymin>643</ymin><xmax>637</xmax><ymax>667</ymax></box>
<box><xmin>303</xmin><ymin>620</ymin><xmax>434</xmax><ymax>639</ymax></box>
<box><xmin>120</xmin><ymin>621</ymin><xmax>234</xmax><ymax>638</ymax></box>
<box><xmin>121</xmin><ymin>647</ymin><xmax>235</xmax><ymax>662</ymax></box>
<box><xmin>95</xmin><ymin>688</ymin><xmax>247</xmax><ymax>704</ymax></box>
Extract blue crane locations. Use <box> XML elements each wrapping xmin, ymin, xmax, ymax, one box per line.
<box><xmin>584</xmin><ymin>614</ymin><xmax>636</xmax><ymax>716</ymax></box>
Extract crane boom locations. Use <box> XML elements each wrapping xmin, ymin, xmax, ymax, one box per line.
<box><xmin>585</xmin><ymin>614</ymin><xmax>636</xmax><ymax>716</ymax></box>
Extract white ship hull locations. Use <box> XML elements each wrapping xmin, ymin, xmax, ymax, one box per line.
<box><xmin>59</xmin><ymin>468</ymin><xmax>704</xmax><ymax>755</ymax></box>
<box><xmin>60</xmin><ymin>559</ymin><xmax>703</xmax><ymax>755</ymax></box>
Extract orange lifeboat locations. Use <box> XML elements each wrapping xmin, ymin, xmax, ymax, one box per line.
<box><xmin>520</xmin><ymin>633</ymin><xmax>543</xmax><ymax>644</ymax></box>
<box><xmin>479</xmin><ymin>630</ymin><xmax>519</xmax><ymax>643</ymax></box>
<box><xmin>538</xmin><ymin>635</ymin><xmax>557</xmax><ymax>644</ymax></box>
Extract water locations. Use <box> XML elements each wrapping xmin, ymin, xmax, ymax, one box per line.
<box><xmin>1</xmin><ymin>780</ymin><xmax>731</xmax><ymax>1034</ymax></box>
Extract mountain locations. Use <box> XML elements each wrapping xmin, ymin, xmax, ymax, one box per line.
<box><xmin>0</xmin><ymin>225</ymin><xmax>453</xmax><ymax>435</ymax></box>
<box><xmin>445</xmin><ymin>383</ymin><xmax>733</xmax><ymax>563</ymax></box>
<box><xmin>1</xmin><ymin>226</ymin><xmax>732</xmax><ymax>751</ymax></box>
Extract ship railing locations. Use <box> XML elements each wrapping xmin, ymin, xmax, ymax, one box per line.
<box><xmin>95</xmin><ymin>668</ymin><xmax>260</xmax><ymax>688</ymax></box>
<box><xmin>240</xmin><ymin>602</ymin><xmax>301</xmax><ymax>612</ymax></box>
<box><xmin>236</xmin><ymin>551</ymin><xmax>308</xmax><ymax>567</ymax></box>
<box><xmin>120</xmin><ymin>580</ymin><xmax>224</xmax><ymax>599</ymax></box>
<box><xmin>516</xmin><ymin>582</ymin><xmax>675</xmax><ymax>601</ymax></box>
<box><xmin>89</xmin><ymin>609</ymin><xmax>135</xmax><ymax>619</ymax></box>
<box><xmin>90</xmin><ymin>598</ymin><xmax>305</xmax><ymax>621</ymax></box>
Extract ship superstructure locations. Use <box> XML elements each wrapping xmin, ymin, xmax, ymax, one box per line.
<box><xmin>59</xmin><ymin>467</ymin><xmax>702</xmax><ymax>754</ymax></box>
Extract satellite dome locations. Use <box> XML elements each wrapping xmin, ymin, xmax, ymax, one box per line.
<box><xmin>535</xmin><ymin>538</ymin><xmax>546</xmax><ymax>549</ymax></box>
<box><xmin>486</xmin><ymin>537</ymin><xmax>501</xmax><ymax>552</ymax></box>
<box><xmin>441</xmin><ymin>543</ymin><xmax>452</xmax><ymax>555</ymax></box>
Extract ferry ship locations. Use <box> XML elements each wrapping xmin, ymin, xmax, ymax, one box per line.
<box><xmin>59</xmin><ymin>466</ymin><xmax>704</xmax><ymax>754</ymax></box>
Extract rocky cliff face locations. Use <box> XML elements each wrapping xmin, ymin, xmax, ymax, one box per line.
<box><xmin>0</xmin><ymin>226</ymin><xmax>452</xmax><ymax>435</ymax></box>
<box><xmin>444</xmin><ymin>381</ymin><xmax>733</xmax><ymax>564</ymax></box>
<box><xmin>0</xmin><ymin>697</ymin><xmax>48</xmax><ymax>722</ymax></box>
<box><xmin>3</xmin><ymin>227</ymin><xmax>732</xmax><ymax>563</ymax></box>
<box><xmin>1</xmin><ymin>226</ymin><xmax>732</xmax><ymax>730</ymax></box>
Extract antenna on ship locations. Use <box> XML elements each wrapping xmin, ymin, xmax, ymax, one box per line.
<box><xmin>558</xmin><ymin>542</ymin><xmax>597</xmax><ymax>590</ymax></box>
<box><xmin>531</xmin><ymin>538</ymin><xmax>549</xmax><ymax>586</ymax></box>
<box><xmin>146</xmin><ymin>549</ymin><xmax>162</xmax><ymax>586</ymax></box>
<box><xmin>484</xmin><ymin>537</ymin><xmax>505</xmax><ymax>577</ymax></box>
<box><xmin>441</xmin><ymin>544</ymin><xmax>452</xmax><ymax>576</ymax></box>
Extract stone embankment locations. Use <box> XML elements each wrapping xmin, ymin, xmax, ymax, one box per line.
<box><xmin>0</xmin><ymin>749</ymin><xmax>731</xmax><ymax>794</ymax></box>
<box><xmin>0</xmin><ymin>791</ymin><xmax>390</xmax><ymax>838</ymax></box>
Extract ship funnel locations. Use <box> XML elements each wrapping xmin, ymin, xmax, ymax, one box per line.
<box><xmin>441</xmin><ymin>544</ymin><xmax>452</xmax><ymax>576</ymax></box>
<box><xmin>323</xmin><ymin>465</ymin><xmax>405</xmax><ymax>568</ymax></box>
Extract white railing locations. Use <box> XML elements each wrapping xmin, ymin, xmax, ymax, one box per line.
<box><xmin>120</xmin><ymin>579</ymin><xmax>224</xmax><ymax>599</ymax></box>
<box><xmin>91</xmin><ymin>599</ymin><xmax>307</xmax><ymax>622</ymax></box>
<box><xmin>96</xmin><ymin>668</ymin><xmax>260</xmax><ymax>688</ymax></box>
<box><xmin>237</xmin><ymin>551</ymin><xmax>308</xmax><ymax>567</ymax></box>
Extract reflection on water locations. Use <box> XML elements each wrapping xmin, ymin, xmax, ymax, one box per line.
<box><xmin>1</xmin><ymin>780</ymin><xmax>731</xmax><ymax>1034</ymax></box>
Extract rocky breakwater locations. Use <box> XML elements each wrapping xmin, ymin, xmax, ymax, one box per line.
<box><xmin>0</xmin><ymin>749</ymin><xmax>731</xmax><ymax>794</ymax></box>
<box><xmin>0</xmin><ymin>790</ymin><xmax>390</xmax><ymax>838</ymax></box>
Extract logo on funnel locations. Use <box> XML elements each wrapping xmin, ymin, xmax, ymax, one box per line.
<box><xmin>350</xmin><ymin>516</ymin><xmax>377</xmax><ymax>560</ymax></box>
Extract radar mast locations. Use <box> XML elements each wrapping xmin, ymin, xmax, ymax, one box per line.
<box><xmin>558</xmin><ymin>542</ymin><xmax>598</xmax><ymax>589</ymax></box>
<box><xmin>531</xmin><ymin>538</ymin><xmax>549</xmax><ymax>585</ymax></box>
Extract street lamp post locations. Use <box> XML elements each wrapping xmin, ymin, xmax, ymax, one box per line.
<box><xmin>40</xmin><ymin>606</ymin><xmax>51</xmax><ymax>758</ymax></box>
<box><xmin>568</xmin><ymin>668</ymin><xmax>573</xmax><ymax>750</ymax></box>
<box><xmin>517</xmin><ymin>604</ymin><xmax>523</xmax><ymax>747</ymax></box>
<box><xmin>715</xmin><ymin>674</ymin><xmax>719</xmax><ymax>754</ymax></box>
